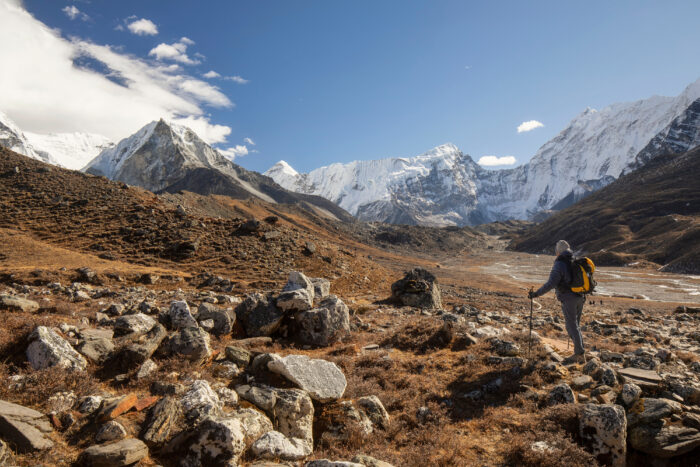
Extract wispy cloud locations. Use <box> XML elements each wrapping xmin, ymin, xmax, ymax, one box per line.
<box><xmin>517</xmin><ymin>120</ymin><xmax>544</xmax><ymax>133</ymax></box>
<box><xmin>149</xmin><ymin>38</ymin><xmax>199</xmax><ymax>65</ymax></box>
<box><xmin>478</xmin><ymin>155</ymin><xmax>516</xmax><ymax>166</ymax></box>
<box><xmin>62</xmin><ymin>5</ymin><xmax>89</xmax><ymax>21</ymax></box>
<box><xmin>243</xmin><ymin>137</ymin><xmax>255</xmax><ymax>146</ymax></box>
<box><xmin>0</xmin><ymin>0</ymin><xmax>233</xmax><ymax>144</ymax></box>
<box><xmin>126</xmin><ymin>18</ymin><xmax>158</xmax><ymax>36</ymax></box>
<box><xmin>203</xmin><ymin>70</ymin><xmax>249</xmax><ymax>84</ymax></box>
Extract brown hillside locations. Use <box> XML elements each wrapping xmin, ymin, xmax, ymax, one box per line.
<box><xmin>510</xmin><ymin>147</ymin><xmax>700</xmax><ymax>273</ymax></box>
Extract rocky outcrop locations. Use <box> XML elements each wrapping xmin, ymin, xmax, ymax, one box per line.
<box><xmin>236</xmin><ymin>293</ymin><xmax>285</xmax><ymax>337</ymax></box>
<box><xmin>390</xmin><ymin>268</ymin><xmax>442</xmax><ymax>309</ymax></box>
<box><xmin>277</xmin><ymin>271</ymin><xmax>315</xmax><ymax>312</ymax></box>
<box><xmin>0</xmin><ymin>400</ymin><xmax>54</xmax><ymax>452</ymax></box>
<box><xmin>294</xmin><ymin>295</ymin><xmax>350</xmax><ymax>347</ymax></box>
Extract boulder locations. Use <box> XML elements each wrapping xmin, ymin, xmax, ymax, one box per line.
<box><xmin>141</xmin><ymin>396</ymin><xmax>182</xmax><ymax>446</ymax></box>
<box><xmin>77</xmin><ymin>328</ymin><xmax>115</xmax><ymax>364</ymax></box>
<box><xmin>546</xmin><ymin>383</ymin><xmax>575</xmax><ymax>406</ymax></box>
<box><xmin>225</xmin><ymin>345</ymin><xmax>252</xmax><ymax>367</ymax></box>
<box><xmin>180</xmin><ymin>380</ymin><xmax>222</xmax><ymax>424</ymax></box>
<box><xmin>620</xmin><ymin>383</ymin><xmax>642</xmax><ymax>407</ymax></box>
<box><xmin>267</xmin><ymin>354</ymin><xmax>347</xmax><ymax>402</ymax></box>
<box><xmin>182</xmin><ymin>417</ymin><xmax>246</xmax><ymax>466</ymax></box>
<box><xmin>163</xmin><ymin>326</ymin><xmax>212</xmax><ymax>363</ymax></box>
<box><xmin>489</xmin><ymin>338</ymin><xmax>520</xmax><ymax>357</ymax></box>
<box><xmin>168</xmin><ymin>300</ymin><xmax>198</xmax><ymax>329</ymax></box>
<box><xmin>136</xmin><ymin>359</ymin><xmax>158</xmax><ymax>380</ymax></box>
<box><xmin>251</xmin><ymin>430</ymin><xmax>312</xmax><ymax>461</ymax></box>
<box><xmin>235</xmin><ymin>293</ymin><xmax>285</xmax><ymax>337</ymax></box>
<box><xmin>273</xmin><ymin>389</ymin><xmax>314</xmax><ymax>445</ymax></box>
<box><xmin>629</xmin><ymin>424</ymin><xmax>700</xmax><ymax>458</ymax></box>
<box><xmin>26</xmin><ymin>326</ymin><xmax>87</xmax><ymax>371</ymax></box>
<box><xmin>197</xmin><ymin>302</ymin><xmax>235</xmax><ymax>335</ymax></box>
<box><xmin>627</xmin><ymin>398</ymin><xmax>682</xmax><ymax>428</ymax></box>
<box><xmin>81</xmin><ymin>438</ymin><xmax>148</xmax><ymax>467</ymax></box>
<box><xmin>277</xmin><ymin>271</ymin><xmax>315</xmax><ymax>312</ymax></box>
<box><xmin>0</xmin><ymin>294</ymin><xmax>39</xmax><ymax>313</ymax></box>
<box><xmin>579</xmin><ymin>404</ymin><xmax>627</xmax><ymax>467</ymax></box>
<box><xmin>311</xmin><ymin>278</ymin><xmax>331</xmax><ymax>303</ymax></box>
<box><xmin>216</xmin><ymin>387</ymin><xmax>239</xmax><ymax>407</ymax></box>
<box><xmin>390</xmin><ymin>268</ymin><xmax>442</xmax><ymax>309</ymax></box>
<box><xmin>96</xmin><ymin>420</ymin><xmax>127</xmax><ymax>443</ymax></box>
<box><xmin>97</xmin><ymin>394</ymin><xmax>138</xmax><ymax>422</ymax></box>
<box><xmin>77</xmin><ymin>396</ymin><xmax>103</xmax><ymax>415</ymax></box>
<box><xmin>236</xmin><ymin>385</ymin><xmax>278</xmax><ymax>413</ymax></box>
<box><xmin>229</xmin><ymin>408</ymin><xmax>274</xmax><ymax>445</ymax></box>
<box><xmin>0</xmin><ymin>400</ymin><xmax>54</xmax><ymax>452</ymax></box>
<box><xmin>113</xmin><ymin>313</ymin><xmax>156</xmax><ymax>337</ymax></box>
<box><xmin>115</xmin><ymin>323</ymin><xmax>167</xmax><ymax>370</ymax></box>
<box><xmin>294</xmin><ymin>295</ymin><xmax>350</xmax><ymax>347</ymax></box>
<box><xmin>357</xmin><ymin>396</ymin><xmax>390</xmax><ymax>429</ymax></box>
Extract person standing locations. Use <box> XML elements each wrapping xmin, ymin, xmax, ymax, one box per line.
<box><xmin>529</xmin><ymin>240</ymin><xmax>586</xmax><ymax>363</ymax></box>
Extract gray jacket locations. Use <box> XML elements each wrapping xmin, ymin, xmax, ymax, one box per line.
<box><xmin>534</xmin><ymin>250</ymin><xmax>581</xmax><ymax>301</ymax></box>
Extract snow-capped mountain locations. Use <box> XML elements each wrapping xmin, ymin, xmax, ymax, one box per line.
<box><xmin>84</xmin><ymin>119</ymin><xmax>353</xmax><ymax>221</ymax></box>
<box><xmin>0</xmin><ymin>110</ymin><xmax>112</xmax><ymax>169</ymax></box>
<box><xmin>267</xmin><ymin>78</ymin><xmax>700</xmax><ymax>226</ymax></box>
<box><xmin>25</xmin><ymin>132</ymin><xmax>113</xmax><ymax>171</ymax></box>
<box><xmin>0</xmin><ymin>110</ymin><xmax>52</xmax><ymax>164</ymax></box>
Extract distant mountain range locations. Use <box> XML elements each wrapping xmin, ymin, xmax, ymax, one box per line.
<box><xmin>1</xmin><ymin>78</ymin><xmax>699</xmax><ymax>227</ymax></box>
<box><xmin>266</xmin><ymin>78</ymin><xmax>700</xmax><ymax>226</ymax></box>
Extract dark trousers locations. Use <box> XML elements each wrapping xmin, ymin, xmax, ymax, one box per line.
<box><xmin>561</xmin><ymin>294</ymin><xmax>585</xmax><ymax>355</ymax></box>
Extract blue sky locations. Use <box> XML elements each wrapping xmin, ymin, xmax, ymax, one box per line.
<box><xmin>7</xmin><ymin>0</ymin><xmax>700</xmax><ymax>172</ymax></box>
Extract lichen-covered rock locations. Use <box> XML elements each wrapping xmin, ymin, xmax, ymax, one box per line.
<box><xmin>96</xmin><ymin>420</ymin><xmax>127</xmax><ymax>442</ymax></box>
<box><xmin>546</xmin><ymin>383</ymin><xmax>575</xmax><ymax>406</ymax></box>
<box><xmin>0</xmin><ymin>294</ymin><xmax>39</xmax><ymax>313</ymax></box>
<box><xmin>77</xmin><ymin>395</ymin><xmax>103</xmax><ymax>415</ymax></box>
<box><xmin>236</xmin><ymin>385</ymin><xmax>277</xmax><ymax>412</ymax></box>
<box><xmin>294</xmin><ymin>295</ymin><xmax>350</xmax><ymax>347</ymax></box>
<box><xmin>620</xmin><ymin>383</ymin><xmax>642</xmax><ymax>407</ymax></box>
<box><xmin>305</xmin><ymin>460</ymin><xmax>364</xmax><ymax>467</ymax></box>
<box><xmin>357</xmin><ymin>396</ymin><xmax>390</xmax><ymax>429</ymax></box>
<box><xmin>235</xmin><ymin>293</ymin><xmax>285</xmax><ymax>337</ymax></box>
<box><xmin>113</xmin><ymin>313</ymin><xmax>156</xmax><ymax>337</ymax></box>
<box><xmin>197</xmin><ymin>302</ymin><xmax>235</xmax><ymax>335</ymax></box>
<box><xmin>488</xmin><ymin>338</ymin><xmax>520</xmax><ymax>357</ymax></box>
<box><xmin>310</xmin><ymin>278</ymin><xmax>331</xmax><ymax>303</ymax></box>
<box><xmin>77</xmin><ymin>328</ymin><xmax>114</xmax><ymax>364</ymax></box>
<box><xmin>168</xmin><ymin>300</ymin><xmax>198</xmax><ymax>329</ymax></box>
<box><xmin>351</xmin><ymin>454</ymin><xmax>395</xmax><ymax>467</ymax></box>
<box><xmin>273</xmin><ymin>389</ymin><xmax>314</xmax><ymax>445</ymax></box>
<box><xmin>267</xmin><ymin>354</ymin><xmax>347</xmax><ymax>402</ymax></box>
<box><xmin>629</xmin><ymin>424</ymin><xmax>700</xmax><ymax>458</ymax></box>
<box><xmin>182</xmin><ymin>417</ymin><xmax>247</xmax><ymax>466</ymax></box>
<box><xmin>81</xmin><ymin>438</ymin><xmax>148</xmax><ymax>467</ymax></box>
<box><xmin>180</xmin><ymin>380</ymin><xmax>222</xmax><ymax>424</ymax></box>
<box><xmin>579</xmin><ymin>404</ymin><xmax>627</xmax><ymax>467</ymax></box>
<box><xmin>277</xmin><ymin>271</ymin><xmax>315</xmax><ymax>312</ymax></box>
<box><xmin>141</xmin><ymin>396</ymin><xmax>181</xmax><ymax>446</ymax></box>
<box><xmin>251</xmin><ymin>430</ymin><xmax>312</xmax><ymax>461</ymax></box>
<box><xmin>627</xmin><ymin>398</ymin><xmax>682</xmax><ymax>428</ymax></box>
<box><xmin>225</xmin><ymin>345</ymin><xmax>252</xmax><ymax>367</ymax></box>
<box><xmin>229</xmin><ymin>408</ymin><xmax>273</xmax><ymax>445</ymax></box>
<box><xmin>163</xmin><ymin>326</ymin><xmax>212</xmax><ymax>363</ymax></box>
<box><xmin>390</xmin><ymin>268</ymin><xmax>442</xmax><ymax>309</ymax></box>
<box><xmin>26</xmin><ymin>326</ymin><xmax>87</xmax><ymax>371</ymax></box>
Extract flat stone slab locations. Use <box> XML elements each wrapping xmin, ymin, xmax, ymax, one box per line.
<box><xmin>81</xmin><ymin>438</ymin><xmax>148</xmax><ymax>467</ymax></box>
<box><xmin>0</xmin><ymin>295</ymin><xmax>39</xmax><ymax>313</ymax></box>
<box><xmin>618</xmin><ymin>368</ymin><xmax>663</xmax><ymax>384</ymax></box>
<box><xmin>267</xmin><ymin>354</ymin><xmax>346</xmax><ymax>402</ymax></box>
<box><xmin>0</xmin><ymin>400</ymin><xmax>53</xmax><ymax>452</ymax></box>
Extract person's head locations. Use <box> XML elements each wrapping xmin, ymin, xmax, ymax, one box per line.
<box><xmin>555</xmin><ymin>240</ymin><xmax>570</xmax><ymax>256</ymax></box>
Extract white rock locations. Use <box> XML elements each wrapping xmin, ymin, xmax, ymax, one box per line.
<box><xmin>267</xmin><ymin>354</ymin><xmax>347</xmax><ymax>402</ymax></box>
<box><xmin>276</xmin><ymin>271</ymin><xmax>314</xmax><ymax>312</ymax></box>
<box><xmin>168</xmin><ymin>300</ymin><xmax>198</xmax><ymax>329</ymax></box>
<box><xmin>183</xmin><ymin>417</ymin><xmax>246</xmax><ymax>466</ymax></box>
<box><xmin>95</xmin><ymin>420</ymin><xmax>127</xmax><ymax>442</ymax></box>
<box><xmin>136</xmin><ymin>359</ymin><xmax>158</xmax><ymax>380</ymax></box>
<box><xmin>216</xmin><ymin>387</ymin><xmax>239</xmax><ymax>408</ymax></box>
<box><xmin>579</xmin><ymin>404</ymin><xmax>627</xmax><ymax>467</ymax></box>
<box><xmin>26</xmin><ymin>326</ymin><xmax>87</xmax><ymax>371</ymax></box>
<box><xmin>180</xmin><ymin>380</ymin><xmax>222</xmax><ymax>423</ymax></box>
<box><xmin>251</xmin><ymin>430</ymin><xmax>312</xmax><ymax>461</ymax></box>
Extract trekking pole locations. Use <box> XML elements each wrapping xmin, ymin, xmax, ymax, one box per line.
<box><xmin>528</xmin><ymin>287</ymin><xmax>534</xmax><ymax>360</ymax></box>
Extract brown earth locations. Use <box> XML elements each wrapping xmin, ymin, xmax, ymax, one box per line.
<box><xmin>1</xmin><ymin>147</ymin><xmax>699</xmax><ymax>466</ymax></box>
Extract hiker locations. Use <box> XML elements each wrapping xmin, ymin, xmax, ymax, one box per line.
<box><xmin>528</xmin><ymin>240</ymin><xmax>586</xmax><ymax>363</ymax></box>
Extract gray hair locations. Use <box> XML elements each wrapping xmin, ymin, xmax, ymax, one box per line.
<box><xmin>555</xmin><ymin>240</ymin><xmax>570</xmax><ymax>256</ymax></box>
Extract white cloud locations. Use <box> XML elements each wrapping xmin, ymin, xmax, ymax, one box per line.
<box><xmin>225</xmin><ymin>75</ymin><xmax>249</xmax><ymax>84</ymax></box>
<box><xmin>0</xmin><ymin>0</ymin><xmax>232</xmax><ymax>145</ymax></box>
<box><xmin>127</xmin><ymin>18</ymin><xmax>158</xmax><ymax>36</ymax></box>
<box><xmin>149</xmin><ymin>38</ymin><xmax>199</xmax><ymax>65</ymax></box>
<box><xmin>478</xmin><ymin>155</ymin><xmax>517</xmax><ymax>166</ymax></box>
<box><xmin>203</xmin><ymin>70</ymin><xmax>249</xmax><ymax>84</ymax></box>
<box><xmin>243</xmin><ymin>137</ymin><xmax>255</xmax><ymax>145</ymax></box>
<box><xmin>218</xmin><ymin>145</ymin><xmax>248</xmax><ymax>161</ymax></box>
<box><xmin>62</xmin><ymin>5</ymin><xmax>89</xmax><ymax>21</ymax></box>
<box><xmin>517</xmin><ymin>120</ymin><xmax>544</xmax><ymax>133</ymax></box>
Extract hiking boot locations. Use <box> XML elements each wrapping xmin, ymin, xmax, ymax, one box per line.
<box><xmin>562</xmin><ymin>353</ymin><xmax>586</xmax><ymax>365</ymax></box>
